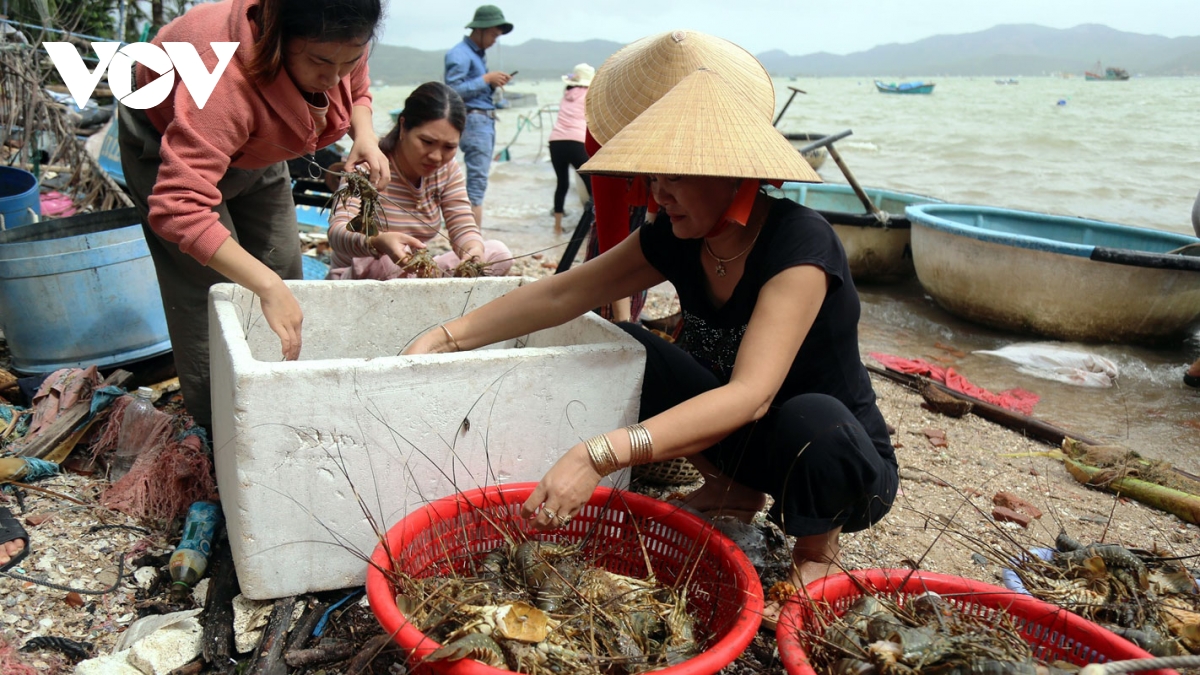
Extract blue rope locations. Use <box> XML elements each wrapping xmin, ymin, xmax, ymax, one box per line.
<box><xmin>21</xmin><ymin>458</ymin><xmax>60</xmax><ymax>481</ymax></box>
<box><xmin>313</xmin><ymin>588</ymin><xmax>364</xmax><ymax>638</ymax></box>
<box><xmin>82</xmin><ymin>385</ymin><xmax>127</xmax><ymax>427</ymax></box>
<box><xmin>0</xmin><ymin>404</ymin><xmax>19</xmax><ymax>425</ymax></box>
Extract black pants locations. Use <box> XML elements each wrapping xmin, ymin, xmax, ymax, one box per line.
<box><xmin>549</xmin><ymin>140</ymin><xmax>592</xmax><ymax>213</ymax></box>
<box><xmin>620</xmin><ymin>323</ymin><xmax>898</xmax><ymax>538</ymax></box>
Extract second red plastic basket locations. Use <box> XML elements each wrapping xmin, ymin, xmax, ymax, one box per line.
<box><xmin>777</xmin><ymin>569</ymin><xmax>1178</xmax><ymax>675</ymax></box>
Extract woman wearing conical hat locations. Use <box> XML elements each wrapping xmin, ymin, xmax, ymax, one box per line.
<box><xmin>405</xmin><ymin>37</ymin><xmax>898</xmax><ymax>627</ymax></box>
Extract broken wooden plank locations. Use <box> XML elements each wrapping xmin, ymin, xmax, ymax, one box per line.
<box><xmin>201</xmin><ymin>532</ymin><xmax>239</xmax><ymax>673</ymax></box>
<box><xmin>246</xmin><ymin>596</ymin><xmax>298</xmax><ymax>675</ymax></box>
<box><xmin>346</xmin><ymin>634</ymin><xmax>395</xmax><ymax>675</ymax></box>
<box><xmin>146</xmin><ymin>376</ymin><xmax>181</xmax><ymax>401</ymax></box>
<box><xmin>283</xmin><ymin>598</ymin><xmax>328</xmax><ymax>655</ymax></box>
<box><xmin>165</xmin><ymin>659</ymin><xmax>204</xmax><ymax>675</ymax></box>
<box><xmin>284</xmin><ymin>641</ymin><xmax>356</xmax><ymax>668</ymax></box>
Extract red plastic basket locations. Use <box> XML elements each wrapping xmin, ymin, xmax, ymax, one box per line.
<box><xmin>777</xmin><ymin>569</ymin><xmax>1178</xmax><ymax>675</ymax></box>
<box><xmin>366</xmin><ymin>483</ymin><xmax>764</xmax><ymax>675</ymax></box>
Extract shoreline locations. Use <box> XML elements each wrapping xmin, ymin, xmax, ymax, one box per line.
<box><xmin>477</xmin><ymin>155</ymin><xmax>1200</xmax><ymax>474</ymax></box>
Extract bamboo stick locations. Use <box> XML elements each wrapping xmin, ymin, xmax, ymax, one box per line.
<box><xmin>1064</xmin><ymin>458</ymin><xmax>1200</xmax><ymax>525</ymax></box>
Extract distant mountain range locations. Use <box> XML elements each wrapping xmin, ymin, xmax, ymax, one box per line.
<box><xmin>757</xmin><ymin>24</ymin><xmax>1200</xmax><ymax>77</ymax></box>
<box><xmin>367</xmin><ymin>24</ymin><xmax>1200</xmax><ymax>85</ymax></box>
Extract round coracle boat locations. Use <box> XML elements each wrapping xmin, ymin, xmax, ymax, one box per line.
<box><xmin>905</xmin><ymin>203</ymin><xmax>1200</xmax><ymax>345</ymax></box>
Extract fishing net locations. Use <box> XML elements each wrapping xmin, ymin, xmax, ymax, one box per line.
<box><xmin>95</xmin><ymin>398</ymin><xmax>217</xmax><ymax>524</ymax></box>
<box><xmin>0</xmin><ymin>637</ymin><xmax>37</xmax><ymax>675</ymax></box>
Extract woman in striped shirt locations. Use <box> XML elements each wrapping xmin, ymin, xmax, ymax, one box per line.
<box><xmin>327</xmin><ymin>82</ymin><xmax>512</xmax><ymax>280</ymax></box>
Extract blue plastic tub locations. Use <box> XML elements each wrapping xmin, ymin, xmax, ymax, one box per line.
<box><xmin>0</xmin><ymin>208</ymin><xmax>172</xmax><ymax>373</ymax></box>
<box><xmin>0</xmin><ymin>166</ymin><xmax>41</xmax><ymax>230</ymax></box>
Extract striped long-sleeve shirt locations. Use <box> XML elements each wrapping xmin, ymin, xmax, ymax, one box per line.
<box><xmin>328</xmin><ymin>159</ymin><xmax>483</xmax><ymax>271</ymax></box>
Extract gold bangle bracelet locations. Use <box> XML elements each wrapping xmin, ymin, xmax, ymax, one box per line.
<box><xmin>439</xmin><ymin>324</ymin><xmax>462</xmax><ymax>352</ymax></box>
<box><xmin>597</xmin><ymin>436</ymin><xmax>619</xmax><ymax>475</ymax></box>
<box><xmin>625</xmin><ymin>423</ymin><xmax>653</xmax><ymax>466</ymax></box>
<box><xmin>585</xmin><ymin>433</ymin><xmax>619</xmax><ymax>476</ymax></box>
<box><xmin>584</xmin><ymin>436</ymin><xmax>608</xmax><ymax>476</ymax></box>
<box><xmin>636</xmin><ymin>424</ymin><xmax>653</xmax><ymax>465</ymax></box>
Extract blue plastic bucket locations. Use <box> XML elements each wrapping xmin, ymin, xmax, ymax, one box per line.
<box><xmin>0</xmin><ymin>208</ymin><xmax>172</xmax><ymax>373</ymax></box>
<box><xmin>0</xmin><ymin>166</ymin><xmax>41</xmax><ymax>230</ymax></box>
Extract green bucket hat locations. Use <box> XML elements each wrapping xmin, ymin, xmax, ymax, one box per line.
<box><xmin>466</xmin><ymin>5</ymin><xmax>513</xmax><ymax>34</ymax></box>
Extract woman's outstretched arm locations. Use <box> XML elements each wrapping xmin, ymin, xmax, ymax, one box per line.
<box><xmin>403</xmin><ymin>229</ymin><xmax>664</xmax><ymax>354</ymax></box>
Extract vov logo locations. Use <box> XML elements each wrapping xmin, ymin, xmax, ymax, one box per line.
<box><xmin>43</xmin><ymin>42</ymin><xmax>239</xmax><ymax>110</ymax></box>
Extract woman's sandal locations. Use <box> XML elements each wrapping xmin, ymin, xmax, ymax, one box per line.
<box><xmin>0</xmin><ymin>507</ymin><xmax>30</xmax><ymax>572</ymax></box>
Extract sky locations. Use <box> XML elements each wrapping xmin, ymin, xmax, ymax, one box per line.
<box><xmin>380</xmin><ymin>0</ymin><xmax>1200</xmax><ymax>55</ymax></box>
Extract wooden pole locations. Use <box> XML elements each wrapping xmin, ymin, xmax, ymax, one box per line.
<box><xmin>772</xmin><ymin>86</ymin><xmax>808</xmax><ymax>127</ymax></box>
<box><xmin>826</xmin><ymin>143</ymin><xmax>884</xmax><ymax>218</ymax></box>
<box><xmin>795</xmin><ymin>129</ymin><xmax>852</xmax><ymax>153</ymax></box>
<box><xmin>865</xmin><ymin>364</ymin><xmax>1102</xmax><ymax>447</ymax></box>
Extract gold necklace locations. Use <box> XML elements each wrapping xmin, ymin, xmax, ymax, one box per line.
<box><xmin>703</xmin><ymin>228</ymin><xmax>760</xmax><ymax>277</ymax></box>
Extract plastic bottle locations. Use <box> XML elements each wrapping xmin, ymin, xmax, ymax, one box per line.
<box><xmin>110</xmin><ymin>386</ymin><xmax>157</xmax><ymax>481</ymax></box>
<box><xmin>169</xmin><ymin>501</ymin><xmax>222</xmax><ymax>589</ymax></box>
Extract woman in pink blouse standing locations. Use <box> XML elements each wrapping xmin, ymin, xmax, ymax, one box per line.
<box><xmin>548</xmin><ymin>63</ymin><xmax>594</xmax><ymax>235</ymax></box>
<box><xmin>327</xmin><ymin>82</ymin><xmax>512</xmax><ymax>280</ymax></box>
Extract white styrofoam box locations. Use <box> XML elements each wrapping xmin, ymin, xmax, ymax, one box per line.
<box><xmin>209</xmin><ymin>278</ymin><xmax>645</xmax><ymax>599</ymax></box>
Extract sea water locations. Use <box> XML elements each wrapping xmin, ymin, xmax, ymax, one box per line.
<box><xmin>368</xmin><ymin>77</ymin><xmax>1200</xmax><ymax>471</ymax></box>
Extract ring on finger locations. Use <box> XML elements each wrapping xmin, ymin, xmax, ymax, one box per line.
<box><xmin>542</xmin><ymin>508</ymin><xmax>557</xmax><ymax>521</ymax></box>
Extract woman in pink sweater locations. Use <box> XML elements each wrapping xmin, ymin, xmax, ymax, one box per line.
<box><xmin>548</xmin><ymin>63</ymin><xmax>594</xmax><ymax>235</ymax></box>
<box><xmin>327</xmin><ymin>82</ymin><xmax>512</xmax><ymax>280</ymax></box>
<box><xmin>118</xmin><ymin>0</ymin><xmax>387</xmax><ymax>430</ymax></box>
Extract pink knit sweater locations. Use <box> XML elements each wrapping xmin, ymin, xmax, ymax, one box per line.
<box><xmin>137</xmin><ymin>0</ymin><xmax>372</xmax><ymax>264</ymax></box>
<box><xmin>548</xmin><ymin>87</ymin><xmax>587</xmax><ymax>144</ymax></box>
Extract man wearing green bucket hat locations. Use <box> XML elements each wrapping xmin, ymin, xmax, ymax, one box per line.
<box><xmin>445</xmin><ymin>5</ymin><xmax>513</xmax><ymax>226</ymax></box>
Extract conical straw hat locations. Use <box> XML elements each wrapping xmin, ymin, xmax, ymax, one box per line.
<box><xmin>586</xmin><ymin>30</ymin><xmax>775</xmax><ymax>145</ymax></box>
<box><xmin>580</xmin><ymin>69</ymin><xmax>822</xmax><ymax>183</ymax></box>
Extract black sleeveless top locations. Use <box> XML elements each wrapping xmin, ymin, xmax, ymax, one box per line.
<box><xmin>640</xmin><ymin>195</ymin><xmax>894</xmax><ymax>460</ymax></box>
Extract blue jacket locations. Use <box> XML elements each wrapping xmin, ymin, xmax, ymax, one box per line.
<box><xmin>445</xmin><ymin>37</ymin><xmax>494</xmax><ymax>110</ymax></box>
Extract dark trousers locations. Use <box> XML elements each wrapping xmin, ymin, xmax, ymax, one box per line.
<box><xmin>549</xmin><ymin>140</ymin><xmax>592</xmax><ymax>213</ymax></box>
<box><xmin>117</xmin><ymin>105</ymin><xmax>302</xmax><ymax>430</ymax></box>
<box><xmin>619</xmin><ymin>323</ymin><xmax>898</xmax><ymax>538</ymax></box>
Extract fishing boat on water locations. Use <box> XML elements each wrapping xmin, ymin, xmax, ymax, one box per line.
<box><xmin>1085</xmin><ymin>62</ymin><xmax>1130</xmax><ymax>81</ymax></box>
<box><xmin>874</xmin><ymin>80</ymin><xmax>935</xmax><ymax>94</ymax></box>
<box><xmin>905</xmin><ymin>204</ymin><xmax>1200</xmax><ymax>344</ymax></box>
<box><xmin>994</xmin><ymin>78</ymin><xmax>1019</xmax><ymax>85</ymax></box>
<box><xmin>769</xmin><ymin>183</ymin><xmax>942</xmax><ymax>283</ymax></box>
